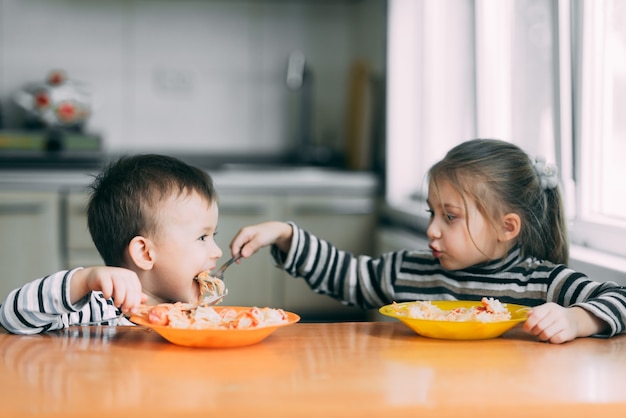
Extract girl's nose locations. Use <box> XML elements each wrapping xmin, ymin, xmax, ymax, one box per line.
<box><xmin>426</xmin><ymin>219</ymin><xmax>441</xmax><ymax>240</ymax></box>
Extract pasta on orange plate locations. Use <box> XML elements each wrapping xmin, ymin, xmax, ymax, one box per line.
<box><xmin>134</xmin><ymin>303</ymin><xmax>289</xmax><ymax>330</ymax></box>
<box><xmin>391</xmin><ymin>297</ymin><xmax>512</xmax><ymax>323</ymax></box>
<box><xmin>131</xmin><ymin>268</ymin><xmax>291</xmax><ymax>331</ymax></box>
<box><xmin>194</xmin><ymin>271</ymin><xmax>227</xmax><ymax>302</ymax></box>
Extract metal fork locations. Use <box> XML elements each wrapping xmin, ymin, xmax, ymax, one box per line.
<box><xmin>212</xmin><ymin>255</ymin><xmax>242</xmax><ymax>280</ymax></box>
<box><xmin>196</xmin><ymin>255</ymin><xmax>241</xmax><ymax>306</ymax></box>
<box><xmin>199</xmin><ymin>291</ymin><xmax>228</xmax><ymax>306</ymax></box>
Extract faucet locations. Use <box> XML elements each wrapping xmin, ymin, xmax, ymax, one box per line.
<box><xmin>286</xmin><ymin>50</ymin><xmax>314</xmax><ymax>163</ymax></box>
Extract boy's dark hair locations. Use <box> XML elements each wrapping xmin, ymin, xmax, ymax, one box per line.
<box><xmin>87</xmin><ymin>154</ymin><xmax>217</xmax><ymax>267</ymax></box>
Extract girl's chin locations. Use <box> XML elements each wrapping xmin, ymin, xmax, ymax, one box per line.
<box><xmin>437</xmin><ymin>258</ymin><xmax>463</xmax><ymax>271</ymax></box>
<box><xmin>441</xmin><ymin>262</ymin><xmax>471</xmax><ymax>272</ymax></box>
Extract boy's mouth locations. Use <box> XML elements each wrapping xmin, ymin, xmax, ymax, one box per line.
<box><xmin>193</xmin><ymin>271</ymin><xmax>228</xmax><ymax>305</ymax></box>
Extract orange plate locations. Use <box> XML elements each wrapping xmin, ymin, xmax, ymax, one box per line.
<box><xmin>130</xmin><ymin>306</ymin><xmax>300</xmax><ymax>348</ymax></box>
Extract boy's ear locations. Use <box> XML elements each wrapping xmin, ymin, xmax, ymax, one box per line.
<box><xmin>128</xmin><ymin>236</ymin><xmax>155</xmax><ymax>270</ymax></box>
<box><xmin>499</xmin><ymin>212</ymin><xmax>521</xmax><ymax>242</ymax></box>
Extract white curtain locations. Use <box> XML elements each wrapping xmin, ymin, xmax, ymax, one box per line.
<box><xmin>386</xmin><ymin>0</ymin><xmax>560</xmax><ymax>205</ymax></box>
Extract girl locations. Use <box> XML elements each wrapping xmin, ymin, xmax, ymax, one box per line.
<box><xmin>230</xmin><ymin>139</ymin><xmax>626</xmax><ymax>344</ymax></box>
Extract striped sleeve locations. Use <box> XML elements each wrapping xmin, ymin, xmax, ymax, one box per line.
<box><xmin>271</xmin><ymin>223</ymin><xmax>626</xmax><ymax>337</ymax></box>
<box><xmin>0</xmin><ymin>268</ymin><xmax>116</xmax><ymax>335</ymax></box>
<box><xmin>271</xmin><ymin>223</ymin><xmax>553</xmax><ymax>309</ymax></box>
<box><xmin>271</xmin><ymin>223</ymin><xmax>398</xmax><ymax>309</ymax></box>
<box><xmin>271</xmin><ymin>223</ymin><xmax>543</xmax><ymax>309</ymax></box>
<box><xmin>548</xmin><ymin>266</ymin><xmax>626</xmax><ymax>336</ymax></box>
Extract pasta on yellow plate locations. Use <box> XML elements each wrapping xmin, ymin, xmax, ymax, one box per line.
<box><xmin>391</xmin><ymin>297</ymin><xmax>511</xmax><ymax>323</ymax></box>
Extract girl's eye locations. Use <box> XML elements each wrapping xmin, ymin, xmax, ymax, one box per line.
<box><xmin>426</xmin><ymin>208</ymin><xmax>456</xmax><ymax>222</ymax></box>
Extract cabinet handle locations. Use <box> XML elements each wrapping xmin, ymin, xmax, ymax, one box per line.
<box><xmin>290</xmin><ymin>202</ymin><xmax>375</xmax><ymax>216</ymax></box>
<box><xmin>0</xmin><ymin>203</ymin><xmax>44</xmax><ymax>215</ymax></box>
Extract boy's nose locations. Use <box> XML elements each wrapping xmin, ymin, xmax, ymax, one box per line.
<box><xmin>212</xmin><ymin>243</ymin><xmax>223</xmax><ymax>259</ymax></box>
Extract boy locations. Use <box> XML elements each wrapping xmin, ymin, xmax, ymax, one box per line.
<box><xmin>0</xmin><ymin>154</ymin><xmax>222</xmax><ymax>334</ymax></box>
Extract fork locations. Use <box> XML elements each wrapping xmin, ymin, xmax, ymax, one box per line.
<box><xmin>212</xmin><ymin>255</ymin><xmax>242</xmax><ymax>281</ymax></box>
<box><xmin>200</xmin><ymin>291</ymin><xmax>228</xmax><ymax>306</ymax></box>
<box><xmin>196</xmin><ymin>255</ymin><xmax>241</xmax><ymax>306</ymax></box>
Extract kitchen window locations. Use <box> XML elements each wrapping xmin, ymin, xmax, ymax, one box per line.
<box><xmin>569</xmin><ymin>0</ymin><xmax>626</xmax><ymax>259</ymax></box>
<box><xmin>386</xmin><ymin>0</ymin><xmax>626</xmax><ymax>263</ymax></box>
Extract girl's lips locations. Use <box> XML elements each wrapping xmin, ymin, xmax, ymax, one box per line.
<box><xmin>429</xmin><ymin>245</ymin><xmax>441</xmax><ymax>258</ymax></box>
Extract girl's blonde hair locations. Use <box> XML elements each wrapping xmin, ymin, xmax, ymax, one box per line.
<box><xmin>428</xmin><ymin>138</ymin><xmax>569</xmax><ymax>265</ymax></box>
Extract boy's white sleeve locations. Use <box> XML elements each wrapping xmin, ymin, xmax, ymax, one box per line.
<box><xmin>0</xmin><ymin>268</ymin><xmax>91</xmax><ymax>334</ymax></box>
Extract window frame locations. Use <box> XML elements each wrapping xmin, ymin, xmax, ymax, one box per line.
<box><xmin>568</xmin><ymin>0</ymin><xmax>626</xmax><ymax>259</ymax></box>
<box><xmin>385</xmin><ymin>0</ymin><xmax>626</xmax><ymax>264</ymax></box>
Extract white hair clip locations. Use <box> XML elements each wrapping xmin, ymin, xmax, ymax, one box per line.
<box><xmin>533</xmin><ymin>156</ymin><xmax>559</xmax><ymax>190</ymax></box>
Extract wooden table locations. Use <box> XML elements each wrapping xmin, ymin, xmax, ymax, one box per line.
<box><xmin>1</xmin><ymin>322</ymin><xmax>625</xmax><ymax>417</ymax></box>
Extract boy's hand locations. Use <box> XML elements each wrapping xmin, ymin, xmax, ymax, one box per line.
<box><xmin>70</xmin><ymin>267</ymin><xmax>147</xmax><ymax>314</ymax></box>
<box><xmin>230</xmin><ymin>221</ymin><xmax>293</xmax><ymax>258</ymax></box>
<box><xmin>523</xmin><ymin>302</ymin><xmax>607</xmax><ymax>343</ymax></box>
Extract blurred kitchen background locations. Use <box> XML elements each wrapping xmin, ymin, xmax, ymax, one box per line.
<box><xmin>0</xmin><ymin>0</ymin><xmax>388</xmax><ymax>322</ymax></box>
<box><xmin>0</xmin><ymin>0</ymin><xmax>386</xmax><ymax>170</ymax></box>
<box><xmin>2</xmin><ymin>0</ymin><xmax>626</xmax><ymax>322</ymax></box>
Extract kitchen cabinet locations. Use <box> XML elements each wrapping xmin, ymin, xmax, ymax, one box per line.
<box><xmin>0</xmin><ymin>167</ymin><xmax>379</xmax><ymax>320</ymax></box>
<box><xmin>0</xmin><ymin>192</ymin><xmax>62</xmax><ymax>301</ymax></box>
<box><xmin>280</xmin><ymin>194</ymin><xmax>377</xmax><ymax>319</ymax></box>
<box><xmin>211</xmin><ymin>194</ymin><xmax>283</xmax><ymax>308</ymax></box>
<box><xmin>62</xmin><ymin>190</ymin><xmax>377</xmax><ymax>321</ymax></box>
<box><xmin>64</xmin><ymin>192</ymin><xmax>103</xmax><ymax>267</ymax></box>
<box><xmin>217</xmin><ymin>192</ymin><xmax>378</xmax><ymax>321</ymax></box>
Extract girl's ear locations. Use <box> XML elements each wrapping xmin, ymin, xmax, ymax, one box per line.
<box><xmin>499</xmin><ymin>213</ymin><xmax>521</xmax><ymax>242</ymax></box>
<box><xmin>128</xmin><ymin>236</ymin><xmax>155</xmax><ymax>270</ymax></box>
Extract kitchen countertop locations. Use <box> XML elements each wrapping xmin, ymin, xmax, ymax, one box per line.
<box><xmin>0</xmin><ymin>165</ymin><xmax>379</xmax><ymax>195</ymax></box>
<box><xmin>0</xmin><ymin>321</ymin><xmax>625</xmax><ymax>417</ymax></box>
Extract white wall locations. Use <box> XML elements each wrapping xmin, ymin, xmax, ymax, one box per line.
<box><xmin>0</xmin><ymin>0</ymin><xmax>386</xmax><ymax>155</ymax></box>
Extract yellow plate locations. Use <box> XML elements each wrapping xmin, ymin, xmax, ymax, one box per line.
<box><xmin>379</xmin><ymin>300</ymin><xmax>529</xmax><ymax>340</ymax></box>
<box><xmin>130</xmin><ymin>306</ymin><xmax>300</xmax><ymax>348</ymax></box>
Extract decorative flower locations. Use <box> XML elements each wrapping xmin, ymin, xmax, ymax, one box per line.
<box><xmin>533</xmin><ymin>156</ymin><xmax>559</xmax><ymax>190</ymax></box>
